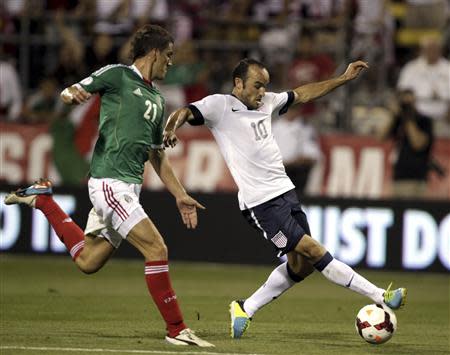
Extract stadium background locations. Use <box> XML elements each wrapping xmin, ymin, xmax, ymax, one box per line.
<box><xmin>0</xmin><ymin>1</ymin><xmax>449</xmax><ymax>355</ymax></box>
<box><xmin>1</xmin><ymin>0</ymin><xmax>449</xmax><ymax>271</ymax></box>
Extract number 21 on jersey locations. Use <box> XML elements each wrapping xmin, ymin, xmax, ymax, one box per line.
<box><xmin>144</xmin><ymin>100</ymin><xmax>158</xmax><ymax>121</ymax></box>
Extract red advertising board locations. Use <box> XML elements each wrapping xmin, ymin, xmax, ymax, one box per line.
<box><xmin>1</xmin><ymin>122</ymin><xmax>449</xmax><ymax>198</ymax></box>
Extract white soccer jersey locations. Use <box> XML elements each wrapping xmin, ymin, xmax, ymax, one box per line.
<box><xmin>189</xmin><ymin>92</ymin><xmax>295</xmax><ymax>210</ymax></box>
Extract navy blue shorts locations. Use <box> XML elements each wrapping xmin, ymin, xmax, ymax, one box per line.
<box><xmin>242</xmin><ymin>189</ymin><xmax>311</xmax><ymax>256</ymax></box>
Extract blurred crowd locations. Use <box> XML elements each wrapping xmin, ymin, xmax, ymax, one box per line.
<box><xmin>0</xmin><ymin>0</ymin><xmax>449</xmax><ymax>192</ymax></box>
<box><xmin>1</xmin><ymin>0</ymin><xmax>449</xmax><ymax>130</ymax></box>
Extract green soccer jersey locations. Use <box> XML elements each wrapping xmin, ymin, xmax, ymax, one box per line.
<box><xmin>79</xmin><ymin>64</ymin><xmax>165</xmax><ymax>184</ymax></box>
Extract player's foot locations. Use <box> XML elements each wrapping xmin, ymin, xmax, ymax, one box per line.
<box><xmin>230</xmin><ymin>299</ymin><xmax>251</xmax><ymax>339</ymax></box>
<box><xmin>165</xmin><ymin>328</ymin><xmax>214</xmax><ymax>347</ymax></box>
<box><xmin>4</xmin><ymin>178</ymin><xmax>52</xmax><ymax>208</ymax></box>
<box><xmin>383</xmin><ymin>282</ymin><xmax>407</xmax><ymax>310</ymax></box>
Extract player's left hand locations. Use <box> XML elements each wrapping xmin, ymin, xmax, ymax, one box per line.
<box><xmin>176</xmin><ymin>194</ymin><xmax>206</xmax><ymax>229</ymax></box>
<box><xmin>342</xmin><ymin>61</ymin><xmax>369</xmax><ymax>81</ymax></box>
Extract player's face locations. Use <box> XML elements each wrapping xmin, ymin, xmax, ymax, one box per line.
<box><xmin>239</xmin><ymin>66</ymin><xmax>269</xmax><ymax>110</ymax></box>
<box><xmin>152</xmin><ymin>42</ymin><xmax>174</xmax><ymax>80</ymax></box>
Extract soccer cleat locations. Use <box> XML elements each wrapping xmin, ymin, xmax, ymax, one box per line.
<box><xmin>4</xmin><ymin>178</ymin><xmax>52</xmax><ymax>208</ymax></box>
<box><xmin>165</xmin><ymin>328</ymin><xmax>214</xmax><ymax>347</ymax></box>
<box><xmin>383</xmin><ymin>282</ymin><xmax>407</xmax><ymax>310</ymax></box>
<box><xmin>230</xmin><ymin>300</ymin><xmax>251</xmax><ymax>339</ymax></box>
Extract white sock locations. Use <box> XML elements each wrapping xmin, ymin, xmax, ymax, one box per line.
<box><xmin>243</xmin><ymin>262</ymin><xmax>299</xmax><ymax>317</ymax></box>
<box><xmin>319</xmin><ymin>255</ymin><xmax>384</xmax><ymax>304</ymax></box>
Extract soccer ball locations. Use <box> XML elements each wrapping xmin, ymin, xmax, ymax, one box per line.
<box><xmin>355</xmin><ymin>304</ymin><xmax>397</xmax><ymax>344</ymax></box>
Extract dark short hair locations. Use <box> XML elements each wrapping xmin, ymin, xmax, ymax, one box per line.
<box><xmin>232</xmin><ymin>58</ymin><xmax>266</xmax><ymax>85</ymax></box>
<box><xmin>130</xmin><ymin>25</ymin><xmax>174</xmax><ymax>62</ymax></box>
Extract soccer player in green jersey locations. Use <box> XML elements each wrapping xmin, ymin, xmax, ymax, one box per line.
<box><xmin>4</xmin><ymin>25</ymin><xmax>214</xmax><ymax>347</ymax></box>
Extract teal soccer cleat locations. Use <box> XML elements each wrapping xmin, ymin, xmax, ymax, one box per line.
<box><xmin>383</xmin><ymin>282</ymin><xmax>407</xmax><ymax>310</ymax></box>
<box><xmin>230</xmin><ymin>300</ymin><xmax>251</xmax><ymax>339</ymax></box>
<box><xmin>4</xmin><ymin>178</ymin><xmax>52</xmax><ymax>207</ymax></box>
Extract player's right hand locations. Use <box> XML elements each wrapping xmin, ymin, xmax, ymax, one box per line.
<box><xmin>60</xmin><ymin>85</ymin><xmax>91</xmax><ymax>105</ymax></box>
<box><xmin>163</xmin><ymin>130</ymin><xmax>178</xmax><ymax>148</ymax></box>
<box><xmin>176</xmin><ymin>194</ymin><xmax>206</xmax><ymax>229</ymax></box>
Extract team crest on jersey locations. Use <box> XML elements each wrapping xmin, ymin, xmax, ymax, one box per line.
<box><xmin>271</xmin><ymin>231</ymin><xmax>287</xmax><ymax>248</ymax></box>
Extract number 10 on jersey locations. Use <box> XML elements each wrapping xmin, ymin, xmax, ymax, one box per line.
<box><xmin>251</xmin><ymin>120</ymin><xmax>268</xmax><ymax>141</ymax></box>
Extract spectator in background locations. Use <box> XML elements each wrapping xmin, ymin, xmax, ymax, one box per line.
<box><xmin>377</xmin><ymin>89</ymin><xmax>434</xmax><ymax>198</ymax></box>
<box><xmin>159</xmin><ymin>40</ymin><xmax>208</xmax><ymax>113</ymax></box>
<box><xmin>93</xmin><ymin>0</ymin><xmax>132</xmax><ymax>35</ymax></box>
<box><xmin>404</xmin><ymin>0</ymin><xmax>449</xmax><ymax>29</ymax></box>
<box><xmin>0</xmin><ymin>59</ymin><xmax>22</xmax><ymax>121</ymax></box>
<box><xmin>258</xmin><ymin>21</ymin><xmax>298</xmax><ymax>88</ymax></box>
<box><xmin>51</xmin><ymin>12</ymin><xmax>86</xmax><ymax>87</ymax></box>
<box><xmin>272</xmin><ymin>108</ymin><xmax>321</xmax><ymax>195</ymax></box>
<box><xmin>397</xmin><ymin>34</ymin><xmax>450</xmax><ymax>137</ymax></box>
<box><xmin>85</xmin><ymin>32</ymin><xmax>118</xmax><ymax>72</ymax></box>
<box><xmin>288</xmin><ymin>30</ymin><xmax>335</xmax><ymax>121</ymax></box>
<box><xmin>350</xmin><ymin>0</ymin><xmax>395</xmax><ymax>92</ymax></box>
<box><xmin>22</xmin><ymin>77</ymin><xmax>64</xmax><ymax>124</ymax></box>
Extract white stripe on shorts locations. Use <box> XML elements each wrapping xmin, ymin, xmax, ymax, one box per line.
<box><xmin>249</xmin><ymin>209</ymin><xmax>268</xmax><ymax>239</ymax></box>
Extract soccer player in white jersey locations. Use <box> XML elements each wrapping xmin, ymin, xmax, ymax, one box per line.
<box><xmin>163</xmin><ymin>58</ymin><xmax>407</xmax><ymax>339</ymax></box>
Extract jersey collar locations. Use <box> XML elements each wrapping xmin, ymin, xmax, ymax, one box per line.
<box><xmin>230</xmin><ymin>94</ymin><xmax>263</xmax><ymax>111</ymax></box>
<box><xmin>130</xmin><ymin>64</ymin><xmax>154</xmax><ymax>87</ymax></box>
<box><xmin>230</xmin><ymin>94</ymin><xmax>253</xmax><ymax>110</ymax></box>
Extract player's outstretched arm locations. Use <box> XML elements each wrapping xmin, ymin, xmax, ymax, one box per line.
<box><xmin>60</xmin><ymin>84</ymin><xmax>92</xmax><ymax>105</ymax></box>
<box><xmin>148</xmin><ymin>148</ymin><xmax>205</xmax><ymax>229</ymax></box>
<box><xmin>292</xmin><ymin>61</ymin><xmax>369</xmax><ymax>105</ymax></box>
<box><xmin>163</xmin><ymin>107</ymin><xmax>194</xmax><ymax>148</ymax></box>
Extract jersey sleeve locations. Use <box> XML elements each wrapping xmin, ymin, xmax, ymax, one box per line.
<box><xmin>188</xmin><ymin>94</ymin><xmax>226</xmax><ymax>127</ymax></box>
<box><xmin>267</xmin><ymin>91</ymin><xmax>295</xmax><ymax>117</ymax></box>
<box><xmin>78</xmin><ymin>65</ymin><xmax>122</xmax><ymax>94</ymax></box>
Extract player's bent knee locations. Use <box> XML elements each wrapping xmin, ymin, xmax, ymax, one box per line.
<box><xmin>75</xmin><ymin>254</ymin><xmax>103</xmax><ymax>274</ymax></box>
<box><xmin>76</xmin><ymin>259</ymin><xmax>102</xmax><ymax>274</ymax></box>
<box><xmin>295</xmin><ymin>235</ymin><xmax>327</xmax><ymax>262</ymax></box>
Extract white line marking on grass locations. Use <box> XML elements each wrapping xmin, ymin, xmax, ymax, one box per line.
<box><xmin>0</xmin><ymin>345</ymin><xmax>265</xmax><ymax>355</ymax></box>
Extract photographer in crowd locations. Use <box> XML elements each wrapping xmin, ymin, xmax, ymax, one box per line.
<box><xmin>378</xmin><ymin>89</ymin><xmax>434</xmax><ymax>198</ymax></box>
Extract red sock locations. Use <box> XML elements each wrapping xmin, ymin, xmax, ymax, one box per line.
<box><xmin>145</xmin><ymin>261</ymin><xmax>186</xmax><ymax>337</ymax></box>
<box><xmin>35</xmin><ymin>195</ymin><xmax>85</xmax><ymax>260</ymax></box>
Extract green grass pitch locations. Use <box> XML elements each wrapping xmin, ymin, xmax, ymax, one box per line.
<box><xmin>1</xmin><ymin>255</ymin><xmax>449</xmax><ymax>355</ymax></box>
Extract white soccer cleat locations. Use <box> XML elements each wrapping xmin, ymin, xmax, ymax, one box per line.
<box><xmin>165</xmin><ymin>328</ymin><xmax>215</xmax><ymax>347</ymax></box>
<box><xmin>4</xmin><ymin>178</ymin><xmax>53</xmax><ymax>208</ymax></box>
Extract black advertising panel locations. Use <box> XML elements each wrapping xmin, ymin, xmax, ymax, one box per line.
<box><xmin>1</xmin><ymin>186</ymin><xmax>449</xmax><ymax>272</ymax></box>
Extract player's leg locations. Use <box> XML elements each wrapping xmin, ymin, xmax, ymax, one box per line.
<box><xmin>91</xmin><ymin>177</ymin><xmax>212</xmax><ymax>347</ymax></box>
<box><xmin>126</xmin><ymin>217</ymin><xmax>214</xmax><ymax>347</ymax></box>
<box><xmin>74</xmin><ymin>234</ymin><xmax>115</xmax><ymax>274</ymax></box>
<box><xmin>231</xmin><ymin>252</ymin><xmax>315</xmax><ymax>337</ymax></box>
<box><xmin>241</xmin><ymin>252</ymin><xmax>313</xmax><ymax>319</ymax></box>
<box><xmin>294</xmin><ymin>235</ymin><xmax>406</xmax><ymax>309</ymax></box>
<box><xmin>230</xmin><ymin>191</ymin><xmax>315</xmax><ymax>338</ymax></box>
<box><xmin>4</xmin><ymin>179</ymin><xmax>114</xmax><ymax>269</ymax></box>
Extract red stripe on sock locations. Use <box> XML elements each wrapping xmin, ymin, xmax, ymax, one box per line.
<box><xmin>144</xmin><ymin>261</ymin><xmax>186</xmax><ymax>337</ymax></box>
<box><xmin>35</xmin><ymin>195</ymin><xmax>84</xmax><ymax>260</ymax></box>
